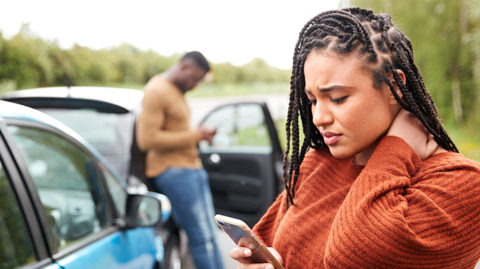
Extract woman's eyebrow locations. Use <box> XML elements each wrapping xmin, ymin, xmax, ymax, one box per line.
<box><xmin>305</xmin><ymin>85</ymin><xmax>346</xmax><ymax>95</ymax></box>
<box><xmin>319</xmin><ymin>85</ymin><xmax>344</xmax><ymax>92</ymax></box>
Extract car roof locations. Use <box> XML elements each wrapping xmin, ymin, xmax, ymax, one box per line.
<box><xmin>0</xmin><ymin>100</ymin><xmax>99</xmax><ymax>156</ymax></box>
<box><xmin>1</xmin><ymin>86</ymin><xmax>144</xmax><ymax>112</ymax></box>
<box><xmin>0</xmin><ymin>99</ymin><xmax>130</xmax><ymax>189</ymax></box>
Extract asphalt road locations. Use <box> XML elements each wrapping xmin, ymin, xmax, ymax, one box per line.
<box><xmin>187</xmin><ymin>93</ymin><xmax>289</xmax><ymax>126</ymax></box>
<box><xmin>180</xmin><ymin>228</ymin><xmax>237</xmax><ymax>269</ymax></box>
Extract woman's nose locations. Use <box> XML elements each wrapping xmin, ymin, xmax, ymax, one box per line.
<box><xmin>312</xmin><ymin>103</ymin><xmax>333</xmax><ymax>127</ymax></box>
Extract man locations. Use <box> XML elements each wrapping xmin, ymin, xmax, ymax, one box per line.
<box><xmin>136</xmin><ymin>51</ymin><xmax>224</xmax><ymax>269</ymax></box>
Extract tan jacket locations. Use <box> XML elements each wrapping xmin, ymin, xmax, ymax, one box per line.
<box><xmin>136</xmin><ymin>75</ymin><xmax>202</xmax><ymax>178</ymax></box>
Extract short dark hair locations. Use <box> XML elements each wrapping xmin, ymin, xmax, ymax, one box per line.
<box><xmin>181</xmin><ymin>51</ymin><xmax>211</xmax><ymax>72</ymax></box>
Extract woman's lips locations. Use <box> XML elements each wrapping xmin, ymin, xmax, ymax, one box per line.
<box><xmin>322</xmin><ymin>131</ymin><xmax>342</xmax><ymax>145</ymax></box>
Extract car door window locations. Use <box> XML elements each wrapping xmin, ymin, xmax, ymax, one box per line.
<box><xmin>0</xmin><ymin>160</ymin><xmax>35</xmax><ymax>267</ymax></box>
<box><xmin>8</xmin><ymin>125</ymin><xmax>111</xmax><ymax>253</ymax></box>
<box><xmin>100</xmin><ymin>164</ymin><xmax>127</xmax><ymax>216</ymax></box>
<box><xmin>199</xmin><ymin>104</ymin><xmax>272</xmax><ymax>153</ymax></box>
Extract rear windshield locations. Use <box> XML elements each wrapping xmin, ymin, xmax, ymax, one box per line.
<box><xmin>39</xmin><ymin>108</ymin><xmax>134</xmax><ymax>156</ymax></box>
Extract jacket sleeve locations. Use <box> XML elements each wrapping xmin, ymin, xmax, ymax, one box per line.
<box><xmin>324</xmin><ymin>136</ymin><xmax>480</xmax><ymax>268</ymax></box>
<box><xmin>136</xmin><ymin>87</ymin><xmax>202</xmax><ymax>152</ymax></box>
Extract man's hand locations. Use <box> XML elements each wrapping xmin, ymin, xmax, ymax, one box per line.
<box><xmin>387</xmin><ymin>109</ymin><xmax>445</xmax><ymax>160</ymax></box>
<box><xmin>198</xmin><ymin>126</ymin><xmax>217</xmax><ymax>143</ymax></box>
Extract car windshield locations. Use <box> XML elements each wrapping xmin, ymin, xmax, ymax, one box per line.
<box><xmin>40</xmin><ymin>108</ymin><xmax>134</xmax><ymax>156</ymax></box>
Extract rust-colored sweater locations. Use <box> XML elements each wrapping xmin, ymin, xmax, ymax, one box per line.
<box><xmin>253</xmin><ymin>136</ymin><xmax>480</xmax><ymax>268</ymax></box>
<box><xmin>136</xmin><ymin>75</ymin><xmax>203</xmax><ymax>178</ymax></box>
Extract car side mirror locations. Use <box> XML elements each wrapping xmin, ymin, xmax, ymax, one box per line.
<box><xmin>125</xmin><ymin>192</ymin><xmax>171</xmax><ymax>228</ymax></box>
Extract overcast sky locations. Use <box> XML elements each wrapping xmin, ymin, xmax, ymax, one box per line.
<box><xmin>0</xmin><ymin>0</ymin><xmax>343</xmax><ymax>69</ymax></box>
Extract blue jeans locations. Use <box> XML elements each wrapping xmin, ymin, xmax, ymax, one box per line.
<box><xmin>153</xmin><ymin>168</ymin><xmax>224</xmax><ymax>269</ymax></box>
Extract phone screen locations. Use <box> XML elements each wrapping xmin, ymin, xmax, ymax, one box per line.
<box><xmin>215</xmin><ymin>215</ymin><xmax>285</xmax><ymax>269</ymax></box>
<box><xmin>216</xmin><ymin>219</ymin><xmax>251</xmax><ymax>244</ymax></box>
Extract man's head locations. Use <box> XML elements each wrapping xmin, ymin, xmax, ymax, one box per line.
<box><xmin>169</xmin><ymin>51</ymin><xmax>211</xmax><ymax>93</ymax></box>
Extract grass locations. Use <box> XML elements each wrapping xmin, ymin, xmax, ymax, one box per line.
<box><xmin>444</xmin><ymin>122</ymin><xmax>480</xmax><ymax>161</ymax></box>
<box><xmin>192</xmin><ymin>82</ymin><xmax>290</xmax><ymax>97</ymax></box>
<box><xmin>97</xmin><ymin>82</ymin><xmax>290</xmax><ymax>97</ymax></box>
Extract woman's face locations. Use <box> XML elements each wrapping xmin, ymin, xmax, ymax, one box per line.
<box><xmin>304</xmin><ymin>50</ymin><xmax>399</xmax><ymax>165</ymax></box>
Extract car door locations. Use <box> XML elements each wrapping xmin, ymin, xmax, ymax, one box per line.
<box><xmin>0</xmin><ymin>136</ymin><xmax>56</xmax><ymax>268</ymax></box>
<box><xmin>2</xmin><ymin>120</ymin><xmax>159</xmax><ymax>268</ymax></box>
<box><xmin>198</xmin><ymin>102</ymin><xmax>284</xmax><ymax>227</ymax></box>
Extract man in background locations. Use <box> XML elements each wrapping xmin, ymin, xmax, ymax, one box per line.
<box><xmin>136</xmin><ymin>51</ymin><xmax>224</xmax><ymax>269</ymax></box>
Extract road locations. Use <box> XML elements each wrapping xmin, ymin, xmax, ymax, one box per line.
<box><xmin>187</xmin><ymin>93</ymin><xmax>289</xmax><ymax>126</ymax></box>
<box><xmin>180</xmin><ymin>229</ymin><xmax>237</xmax><ymax>269</ymax></box>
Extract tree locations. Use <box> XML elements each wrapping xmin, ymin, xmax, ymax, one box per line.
<box><xmin>0</xmin><ymin>26</ymin><xmax>291</xmax><ymax>91</ymax></box>
<box><xmin>0</xmin><ymin>24</ymin><xmax>54</xmax><ymax>88</ymax></box>
<box><xmin>351</xmin><ymin>0</ymin><xmax>478</xmax><ymax>126</ymax></box>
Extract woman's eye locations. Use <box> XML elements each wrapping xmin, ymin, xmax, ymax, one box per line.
<box><xmin>331</xmin><ymin>96</ymin><xmax>347</xmax><ymax>103</ymax></box>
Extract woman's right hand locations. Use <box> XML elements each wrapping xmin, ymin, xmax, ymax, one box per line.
<box><xmin>230</xmin><ymin>242</ymin><xmax>283</xmax><ymax>269</ymax></box>
<box><xmin>387</xmin><ymin>109</ymin><xmax>445</xmax><ymax>160</ymax></box>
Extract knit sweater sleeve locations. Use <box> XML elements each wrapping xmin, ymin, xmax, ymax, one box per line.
<box><xmin>324</xmin><ymin>136</ymin><xmax>480</xmax><ymax>268</ymax></box>
<box><xmin>253</xmin><ymin>149</ymin><xmax>319</xmax><ymax>246</ymax></box>
<box><xmin>136</xmin><ymin>83</ymin><xmax>202</xmax><ymax>152</ymax></box>
<box><xmin>253</xmin><ymin>190</ymin><xmax>287</xmax><ymax>246</ymax></box>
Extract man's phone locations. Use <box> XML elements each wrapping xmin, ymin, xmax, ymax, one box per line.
<box><xmin>215</xmin><ymin>214</ymin><xmax>284</xmax><ymax>269</ymax></box>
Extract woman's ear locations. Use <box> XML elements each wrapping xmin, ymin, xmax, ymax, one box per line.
<box><xmin>387</xmin><ymin>69</ymin><xmax>405</xmax><ymax>101</ymax></box>
<box><xmin>394</xmin><ymin>69</ymin><xmax>406</xmax><ymax>87</ymax></box>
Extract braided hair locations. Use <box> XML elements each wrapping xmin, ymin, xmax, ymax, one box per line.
<box><xmin>284</xmin><ymin>7</ymin><xmax>458</xmax><ymax>208</ymax></box>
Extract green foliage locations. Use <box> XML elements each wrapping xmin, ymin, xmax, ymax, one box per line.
<box><xmin>0</xmin><ymin>25</ymin><xmax>54</xmax><ymax>89</ymax></box>
<box><xmin>0</xmin><ymin>25</ymin><xmax>289</xmax><ymax>93</ymax></box>
<box><xmin>210</xmin><ymin>59</ymin><xmax>289</xmax><ymax>84</ymax></box>
<box><xmin>350</xmin><ymin>0</ymin><xmax>479</xmax><ymax>127</ymax></box>
<box><xmin>237</xmin><ymin>58</ymin><xmax>290</xmax><ymax>83</ymax></box>
<box><xmin>465</xmin><ymin>0</ymin><xmax>480</xmax><ymax>127</ymax></box>
<box><xmin>191</xmin><ymin>82</ymin><xmax>290</xmax><ymax>97</ymax></box>
<box><xmin>445</xmin><ymin>122</ymin><xmax>480</xmax><ymax>161</ymax></box>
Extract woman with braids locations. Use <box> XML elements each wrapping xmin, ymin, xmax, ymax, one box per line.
<box><xmin>230</xmin><ymin>7</ymin><xmax>480</xmax><ymax>269</ymax></box>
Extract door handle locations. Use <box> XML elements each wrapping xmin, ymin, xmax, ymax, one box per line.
<box><xmin>208</xmin><ymin>153</ymin><xmax>221</xmax><ymax>166</ymax></box>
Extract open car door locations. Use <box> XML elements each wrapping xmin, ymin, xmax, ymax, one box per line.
<box><xmin>198</xmin><ymin>102</ymin><xmax>284</xmax><ymax>227</ymax></box>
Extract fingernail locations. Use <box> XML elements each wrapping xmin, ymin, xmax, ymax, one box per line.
<box><xmin>266</xmin><ymin>265</ymin><xmax>274</xmax><ymax>269</ymax></box>
<box><xmin>244</xmin><ymin>249</ymin><xmax>251</xmax><ymax>256</ymax></box>
<box><xmin>249</xmin><ymin>244</ymin><xmax>256</xmax><ymax>249</ymax></box>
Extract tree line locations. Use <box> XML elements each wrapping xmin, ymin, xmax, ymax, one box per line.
<box><xmin>0</xmin><ymin>24</ymin><xmax>290</xmax><ymax>91</ymax></box>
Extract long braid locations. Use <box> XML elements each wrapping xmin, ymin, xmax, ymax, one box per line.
<box><xmin>381</xmin><ymin>23</ymin><xmax>458</xmax><ymax>151</ymax></box>
<box><xmin>284</xmin><ymin>7</ymin><xmax>458</xmax><ymax>208</ymax></box>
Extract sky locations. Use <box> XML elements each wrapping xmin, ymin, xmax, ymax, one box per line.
<box><xmin>0</xmin><ymin>0</ymin><xmax>343</xmax><ymax>69</ymax></box>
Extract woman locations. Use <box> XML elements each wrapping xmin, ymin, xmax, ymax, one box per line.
<box><xmin>230</xmin><ymin>7</ymin><xmax>480</xmax><ymax>269</ymax></box>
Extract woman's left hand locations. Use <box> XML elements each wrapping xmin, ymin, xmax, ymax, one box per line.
<box><xmin>387</xmin><ymin>109</ymin><xmax>445</xmax><ymax>160</ymax></box>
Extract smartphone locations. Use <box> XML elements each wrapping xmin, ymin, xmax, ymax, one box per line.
<box><xmin>215</xmin><ymin>214</ymin><xmax>285</xmax><ymax>269</ymax></box>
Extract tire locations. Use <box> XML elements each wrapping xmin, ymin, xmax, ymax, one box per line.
<box><xmin>164</xmin><ymin>233</ymin><xmax>182</xmax><ymax>269</ymax></box>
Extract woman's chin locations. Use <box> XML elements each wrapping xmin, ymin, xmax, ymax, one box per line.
<box><xmin>327</xmin><ymin>147</ymin><xmax>354</xmax><ymax>160</ymax></box>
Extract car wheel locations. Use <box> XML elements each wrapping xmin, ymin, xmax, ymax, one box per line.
<box><xmin>164</xmin><ymin>234</ymin><xmax>182</xmax><ymax>269</ymax></box>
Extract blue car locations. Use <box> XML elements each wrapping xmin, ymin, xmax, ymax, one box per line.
<box><xmin>0</xmin><ymin>100</ymin><xmax>171</xmax><ymax>268</ymax></box>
